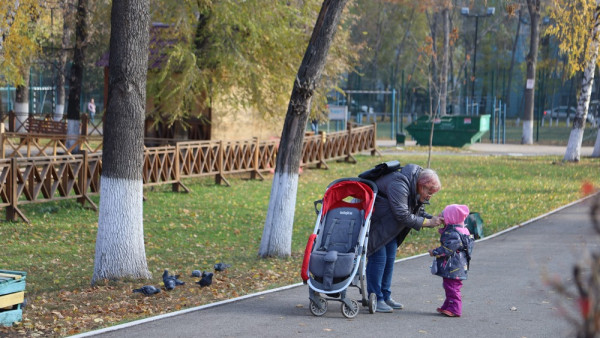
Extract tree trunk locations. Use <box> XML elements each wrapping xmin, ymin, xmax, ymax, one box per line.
<box><xmin>592</xmin><ymin>124</ymin><xmax>600</xmax><ymax>156</ymax></box>
<box><xmin>258</xmin><ymin>0</ymin><xmax>348</xmax><ymax>258</ymax></box>
<box><xmin>565</xmin><ymin>1</ymin><xmax>600</xmax><ymax>162</ymax></box>
<box><xmin>439</xmin><ymin>7</ymin><xmax>450</xmax><ymax>116</ymax></box>
<box><xmin>522</xmin><ymin>0</ymin><xmax>541</xmax><ymax>144</ymax></box>
<box><xmin>66</xmin><ymin>0</ymin><xmax>88</xmax><ymax>148</ymax></box>
<box><xmin>368</xmin><ymin>2</ymin><xmax>384</xmax><ymax>90</ymax></box>
<box><xmin>428</xmin><ymin>11</ymin><xmax>438</xmax><ymax>114</ymax></box>
<box><xmin>504</xmin><ymin>8</ymin><xmax>523</xmax><ymax>115</ymax></box>
<box><xmin>55</xmin><ymin>0</ymin><xmax>75</xmax><ymax>122</ymax></box>
<box><xmin>14</xmin><ymin>68</ymin><xmax>30</xmax><ymax>132</ymax></box>
<box><xmin>92</xmin><ymin>0</ymin><xmax>151</xmax><ymax>284</ymax></box>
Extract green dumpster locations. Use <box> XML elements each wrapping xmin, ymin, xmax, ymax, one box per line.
<box><xmin>405</xmin><ymin>114</ymin><xmax>490</xmax><ymax>147</ymax></box>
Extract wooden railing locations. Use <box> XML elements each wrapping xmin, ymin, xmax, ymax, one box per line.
<box><xmin>0</xmin><ymin>133</ymin><xmax>104</xmax><ymax>158</ymax></box>
<box><xmin>0</xmin><ymin>123</ymin><xmax>377</xmax><ymax>222</ymax></box>
<box><xmin>0</xmin><ymin>153</ymin><xmax>102</xmax><ymax>223</ymax></box>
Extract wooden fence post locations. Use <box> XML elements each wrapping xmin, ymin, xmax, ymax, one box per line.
<box><xmin>251</xmin><ymin>137</ymin><xmax>258</xmax><ymax>179</ymax></box>
<box><xmin>172</xmin><ymin>143</ymin><xmax>190</xmax><ymax>193</ymax></box>
<box><xmin>172</xmin><ymin>143</ymin><xmax>180</xmax><ymax>192</ymax></box>
<box><xmin>317</xmin><ymin>131</ymin><xmax>328</xmax><ymax>169</ymax></box>
<box><xmin>6</xmin><ymin>158</ymin><xmax>16</xmax><ymax>221</ymax></box>
<box><xmin>215</xmin><ymin>140</ymin><xmax>230</xmax><ymax>186</ymax></box>
<box><xmin>0</xmin><ymin>123</ymin><xmax>4</xmax><ymax>159</ymax></box>
<box><xmin>345</xmin><ymin>122</ymin><xmax>353</xmax><ymax>162</ymax></box>
<box><xmin>216</xmin><ymin>140</ymin><xmax>223</xmax><ymax>185</ymax></box>
<box><xmin>6</xmin><ymin>158</ymin><xmax>28</xmax><ymax>223</ymax></box>
<box><xmin>78</xmin><ymin>151</ymin><xmax>88</xmax><ymax>206</ymax></box>
<box><xmin>77</xmin><ymin>151</ymin><xmax>98</xmax><ymax>210</ymax></box>
<box><xmin>251</xmin><ymin>137</ymin><xmax>264</xmax><ymax>180</ymax></box>
<box><xmin>371</xmin><ymin>123</ymin><xmax>379</xmax><ymax>156</ymax></box>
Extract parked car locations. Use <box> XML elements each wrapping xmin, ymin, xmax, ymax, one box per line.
<box><xmin>543</xmin><ymin>106</ymin><xmax>596</xmax><ymax>126</ymax></box>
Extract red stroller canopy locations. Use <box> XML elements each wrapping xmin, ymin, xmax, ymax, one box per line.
<box><xmin>321</xmin><ymin>180</ymin><xmax>375</xmax><ymax>219</ymax></box>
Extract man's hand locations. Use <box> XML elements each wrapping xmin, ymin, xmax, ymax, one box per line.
<box><xmin>424</xmin><ymin>215</ymin><xmax>444</xmax><ymax>228</ymax></box>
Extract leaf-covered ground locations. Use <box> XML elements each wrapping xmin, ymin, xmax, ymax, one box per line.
<box><xmin>1</xmin><ymin>152</ymin><xmax>598</xmax><ymax>337</ymax></box>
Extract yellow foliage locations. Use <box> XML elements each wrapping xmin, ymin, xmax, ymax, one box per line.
<box><xmin>546</xmin><ymin>0</ymin><xmax>597</xmax><ymax>78</ymax></box>
<box><xmin>0</xmin><ymin>0</ymin><xmax>45</xmax><ymax>86</ymax></box>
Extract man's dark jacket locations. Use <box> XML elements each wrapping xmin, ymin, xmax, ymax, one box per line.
<box><xmin>367</xmin><ymin>164</ymin><xmax>432</xmax><ymax>256</ymax></box>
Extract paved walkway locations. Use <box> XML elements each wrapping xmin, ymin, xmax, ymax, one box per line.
<box><xmin>73</xmin><ymin>195</ymin><xmax>600</xmax><ymax>338</ymax></box>
<box><xmin>376</xmin><ymin>140</ymin><xmax>595</xmax><ymax>157</ymax></box>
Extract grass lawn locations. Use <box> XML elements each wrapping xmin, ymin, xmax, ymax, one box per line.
<box><xmin>1</xmin><ymin>151</ymin><xmax>599</xmax><ymax>336</ymax></box>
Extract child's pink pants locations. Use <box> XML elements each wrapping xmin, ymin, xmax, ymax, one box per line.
<box><xmin>441</xmin><ymin>278</ymin><xmax>463</xmax><ymax>316</ymax></box>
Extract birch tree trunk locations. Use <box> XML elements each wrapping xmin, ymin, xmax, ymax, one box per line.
<box><xmin>92</xmin><ymin>0</ymin><xmax>151</xmax><ymax>284</ymax></box>
<box><xmin>565</xmin><ymin>1</ymin><xmax>600</xmax><ymax>162</ymax></box>
<box><xmin>66</xmin><ymin>0</ymin><xmax>88</xmax><ymax>149</ymax></box>
<box><xmin>522</xmin><ymin>0</ymin><xmax>541</xmax><ymax>144</ymax></box>
<box><xmin>258</xmin><ymin>0</ymin><xmax>348</xmax><ymax>257</ymax></box>
<box><xmin>14</xmin><ymin>69</ymin><xmax>30</xmax><ymax>132</ymax></box>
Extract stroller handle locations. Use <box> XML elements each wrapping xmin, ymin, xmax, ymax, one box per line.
<box><xmin>314</xmin><ymin>199</ymin><xmax>323</xmax><ymax>215</ymax></box>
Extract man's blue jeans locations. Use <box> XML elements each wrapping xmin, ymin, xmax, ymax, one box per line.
<box><xmin>366</xmin><ymin>239</ymin><xmax>398</xmax><ymax>301</ymax></box>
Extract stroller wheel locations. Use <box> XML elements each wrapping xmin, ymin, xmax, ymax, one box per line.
<box><xmin>368</xmin><ymin>293</ymin><xmax>377</xmax><ymax>314</ymax></box>
<box><xmin>341</xmin><ymin>299</ymin><xmax>359</xmax><ymax>319</ymax></box>
<box><xmin>309</xmin><ymin>297</ymin><xmax>328</xmax><ymax>316</ymax></box>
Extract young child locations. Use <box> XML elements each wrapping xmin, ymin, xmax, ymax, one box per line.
<box><xmin>428</xmin><ymin>204</ymin><xmax>474</xmax><ymax>317</ymax></box>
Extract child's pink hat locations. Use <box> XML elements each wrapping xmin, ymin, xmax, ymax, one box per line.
<box><xmin>443</xmin><ymin>204</ymin><xmax>470</xmax><ymax>225</ymax></box>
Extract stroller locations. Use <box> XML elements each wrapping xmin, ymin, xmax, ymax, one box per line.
<box><xmin>301</xmin><ymin>177</ymin><xmax>378</xmax><ymax>318</ymax></box>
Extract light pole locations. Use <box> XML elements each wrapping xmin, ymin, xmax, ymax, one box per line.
<box><xmin>461</xmin><ymin>7</ymin><xmax>495</xmax><ymax>102</ymax></box>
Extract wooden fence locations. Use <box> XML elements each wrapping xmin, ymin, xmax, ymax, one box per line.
<box><xmin>0</xmin><ymin>123</ymin><xmax>377</xmax><ymax>222</ymax></box>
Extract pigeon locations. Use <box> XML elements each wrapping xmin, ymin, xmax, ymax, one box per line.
<box><xmin>163</xmin><ymin>269</ymin><xmax>185</xmax><ymax>290</ymax></box>
<box><xmin>196</xmin><ymin>271</ymin><xmax>213</xmax><ymax>287</ymax></box>
<box><xmin>214</xmin><ymin>262</ymin><xmax>231</xmax><ymax>272</ymax></box>
<box><xmin>173</xmin><ymin>276</ymin><xmax>185</xmax><ymax>286</ymax></box>
<box><xmin>191</xmin><ymin>270</ymin><xmax>202</xmax><ymax>278</ymax></box>
<box><xmin>133</xmin><ymin>285</ymin><xmax>161</xmax><ymax>296</ymax></box>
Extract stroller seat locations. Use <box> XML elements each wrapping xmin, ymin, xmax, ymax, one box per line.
<box><xmin>309</xmin><ymin>206</ymin><xmax>365</xmax><ymax>289</ymax></box>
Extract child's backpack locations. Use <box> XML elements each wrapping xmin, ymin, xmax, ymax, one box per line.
<box><xmin>458</xmin><ymin>230</ymin><xmax>475</xmax><ymax>269</ymax></box>
<box><xmin>465</xmin><ymin>212</ymin><xmax>484</xmax><ymax>239</ymax></box>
